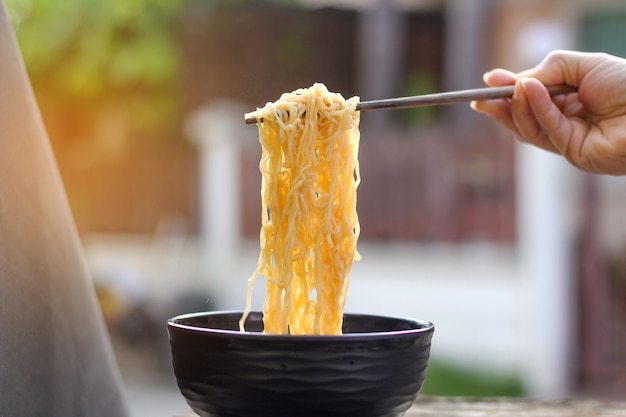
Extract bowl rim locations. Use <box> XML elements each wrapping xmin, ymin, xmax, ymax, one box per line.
<box><xmin>167</xmin><ymin>310</ymin><xmax>434</xmax><ymax>341</ymax></box>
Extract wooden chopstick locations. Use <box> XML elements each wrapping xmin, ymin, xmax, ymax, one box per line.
<box><xmin>244</xmin><ymin>84</ymin><xmax>577</xmax><ymax>125</ymax></box>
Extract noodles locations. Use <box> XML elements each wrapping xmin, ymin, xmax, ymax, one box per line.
<box><xmin>240</xmin><ymin>83</ymin><xmax>361</xmax><ymax>335</ymax></box>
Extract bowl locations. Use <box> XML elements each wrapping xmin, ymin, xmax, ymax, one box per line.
<box><xmin>167</xmin><ymin>310</ymin><xmax>434</xmax><ymax>417</ymax></box>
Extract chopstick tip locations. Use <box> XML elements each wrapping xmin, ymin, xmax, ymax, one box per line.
<box><xmin>244</xmin><ymin>115</ymin><xmax>260</xmax><ymax>125</ymax></box>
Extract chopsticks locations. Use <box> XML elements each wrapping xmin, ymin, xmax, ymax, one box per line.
<box><xmin>244</xmin><ymin>84</ymin><xmax>577</xmax><ymax>125</ymax></box>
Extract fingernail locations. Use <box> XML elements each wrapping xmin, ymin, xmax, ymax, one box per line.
<box><xmin>513</xmin><ymin>78</ymin><xmax>526</xmax><ymax>99</ymax></box>
<box><xmin>470</xmin><ymin>101</ymin><xmax>480</xmax><ymax>112</ymax></box>
<box><xmin>482</xmin><ymin>71</ymin><xmax>492</xmax><ymax>83</ymax></box>
<box><xmin>519</xmin><ymin>77</ymin><xmax>530</xmax><ymax>91</ymax></box>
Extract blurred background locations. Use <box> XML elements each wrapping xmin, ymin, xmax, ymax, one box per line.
<box><xmin>5</xmin><ymin>0</ymin><xmax>626</xmax><ymax>415</ymax></box>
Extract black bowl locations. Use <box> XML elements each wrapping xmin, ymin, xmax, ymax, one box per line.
<box><xmin>167</xmin><ymin>311</ymin><xmax>434</xmax><ymax>417</ymax></box>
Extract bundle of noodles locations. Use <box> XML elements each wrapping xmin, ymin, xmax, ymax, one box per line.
<box><xmin>241</xmin><ymin>83</ymin><xmax>361</xmax><ymax>335</ymax></box>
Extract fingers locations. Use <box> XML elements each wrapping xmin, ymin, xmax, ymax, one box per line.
<box><xmin>482</xmin><ymin>68</ymin><xmax>517</xmax><ymax>87</ymax></box>
<box><xmin>470</xmin><ymin>99</ymin><xmax>515</xmax><ymax>130</ymax></box>
<box><xmin>471</xmin><ymin>76</ymin><xmax>563</xmax><ymax>154</ymax></box>
<box><xmin>470</xmin><ymin>69</ymin><xmax>517</xmax><ymax>130</ymax></box>
<box><xmin>522</xmin><ymin>77</ymin><xmax>576</xmax><ymax>157</ymax></box>
<box><xmin>512</xmin><ymin>78</ymin><xmax>561</xmax><ymax>153</ymax></box>
<box><xmin>510</xmin><ymin>80</ymin><xmax>542</xmax><ymax>139</ymax></box>
<box><xmin>470</xmin><ymin>57</ymin><xmax>581</xmax><ymax>155</ymax></box>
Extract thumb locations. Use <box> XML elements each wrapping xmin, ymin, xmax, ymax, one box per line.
<box><xmin>518</xmin><ymin>50</ymin><xmax>597</xmax><ymax>87</ymax></box>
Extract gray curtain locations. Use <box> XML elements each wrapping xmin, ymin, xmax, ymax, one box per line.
<box><xmin>0</xmin><ymin>1</ymin><xmax>130</xmax><ymax>415</ymax></box>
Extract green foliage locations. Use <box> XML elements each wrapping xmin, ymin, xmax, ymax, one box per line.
<box><xmin>189</xmin><ymin>0</ymin><xmax>299</xmax><ymax>5</ymax></box>
<box><xmin>397</xmin><ymin>70</ymin><xmax>440</xmax><ymax>129</ymax></box>
<box><xmin>6</xmin><ymin>0</ymin><xmax>183</xmax><ymax>98</ymax></box>
<box><xmin>421</xmin><ymin>360</ymin><xmax>524</xmax><ymax>397</ymax></box>
<box><xmin>4</xmin><ymin>0</ymin><xmax>188</xmax><ymax>143</ymax></box>
<box><xmin>5</xmin><ymin>0</ymin><xmax>303</xmax><ymax>136</ymax></box>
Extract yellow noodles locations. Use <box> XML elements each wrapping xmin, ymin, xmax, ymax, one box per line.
<box><xmin>240</xmin><ymin>83</ymin><xmax>361</xmax><ymax>335</ymax></box>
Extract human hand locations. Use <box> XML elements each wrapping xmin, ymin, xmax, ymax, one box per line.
<box><xmin>471</xmin><ymin>50</ymin><xmax>626</xmax><ymax>175</ymax></box>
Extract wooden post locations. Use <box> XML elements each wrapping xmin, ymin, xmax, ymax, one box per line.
<box><xmin>442</xmin><ymin>0</ymin><xmax>491</xmax><ymax>130</ymax></box>
<box><xmin>186</xmin><ymin>101</ymin><xmax>256</xmax><ymax>279</ymax></box>
<box><xmin>356</xmin><ymin>0</ymin><xmax>405</xmax><ymax>134</ymax></box>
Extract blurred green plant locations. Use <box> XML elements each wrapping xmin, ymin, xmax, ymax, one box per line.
<box><xmin>397</xmin><ymin>70</ymin><xmax>440</xmax><ymax>129</ymax></box>
<box><xmin>6</xmin><ymin>0</ymin><xmax>182</xmax><ymax>96</ymax></box>
<box><xmin>5</xmin><ymin>0</ymin><xmax>185</xmax><ymax>137</ymax></box>
<box><xmin>421</xmin><ymin>360</ymin><xmax>524</xmax><ymax>397</ymax></box>
<box><xmin>5</xmin><ymin>0</ymin><xmax>304</xmax><ymax>137</ymax></box>
<box><xmin>199</xmin><ymin>0</ymin><xmax>299</xmax><ymax>4</ymax></box>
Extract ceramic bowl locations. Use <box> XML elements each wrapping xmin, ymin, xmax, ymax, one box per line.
<box><xmin>167</xmin><ymin>310</ymin><xmax>434</xmax><ymax>417</ymax></box>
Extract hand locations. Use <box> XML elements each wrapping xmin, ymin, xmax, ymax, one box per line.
<box><xmin>471</xmin><ymin>50</ymin><xmax>626</xmax><ymax>175</ymax></box>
